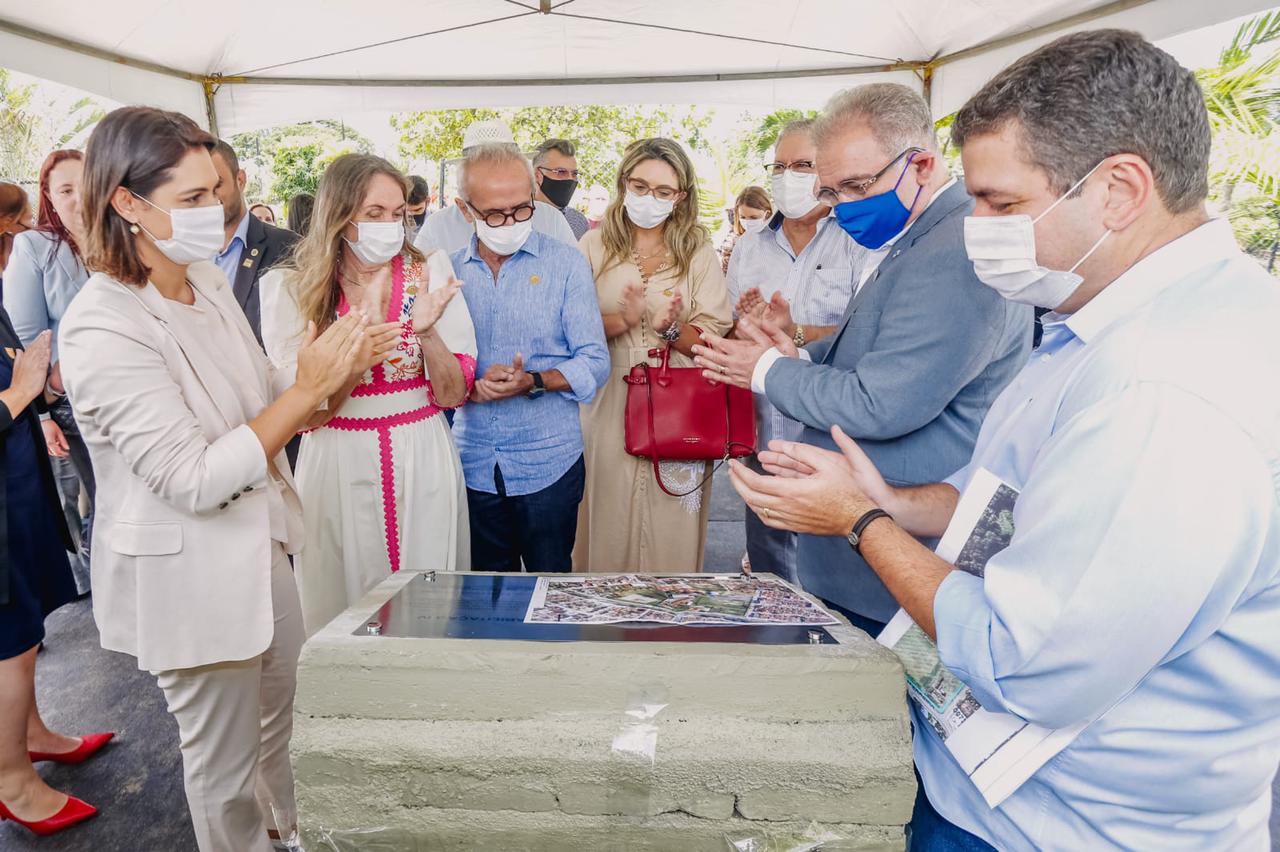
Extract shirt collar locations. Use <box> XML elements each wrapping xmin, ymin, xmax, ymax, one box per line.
<box><xmin>219</xmin><ymin>211</ymin><xmax>250</xmax><ymax>258</ymax></box>
<box><xmin>1065</xmin><ymin>218</ymin><xmax>1236</xmax><ymax>344</ymax></box>
<box><xmin>875</xmin><ymin>176</ymin><xmax>957</xmax><ymax>253</ymax></box>
<box><xmin>768</xmin><ymin>207</ymin><xmax>835</xmax><ymax>232</ymax></box>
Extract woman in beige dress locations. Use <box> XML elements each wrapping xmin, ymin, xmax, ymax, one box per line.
<box><xmin>573</xmin><ymin>138</ymin><xmax>732</xmax><ymax>573</ymax></box>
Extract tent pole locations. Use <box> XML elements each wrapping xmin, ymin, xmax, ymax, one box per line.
<box><xmin>921</xmin><ymin>64</ymin><xmax>934</xmax><ymax>114</ymax></box>
<box><xmin>0</xmin><ymin>16</ymin><xmax>199</xmax><ymax>80</ymax></box>
<box><xmin>202</xmin><ymin>78</ymin><xmax>220</xmax><ymax>137</ymax></box>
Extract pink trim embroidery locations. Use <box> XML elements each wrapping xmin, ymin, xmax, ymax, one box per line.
<box><xmin>324</xmin><ymin>404</ymin><xmax>441</xmax><ymax>432</ymax></box>
<box><xmin>351</xmin><ymin>376</ymin><xmax>427</xmax><ymax>398</ymax></box>
<box><xmin>433</xmin><ymin>353</ymin><xmax>478</xmax><ymax>410</ymax></box>
<box><xmin>377</xmin><ymin>426</ymin><xmax>400</xmax><ymax>573</ymax></box>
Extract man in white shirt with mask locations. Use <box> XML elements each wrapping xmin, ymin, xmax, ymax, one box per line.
<box><xmin>413</xmin><ymin>119</ymin><xmax>576</xmax><ymax>255</ymax></box>
<box><xmin>726</xmin><ymin>118</ymin><xmax>866</xmax><ymax>584</ymax></box>
<box><xmin>729</xmin><ymin>29</ymin><xmax>1280</xmax><ymax>851</ymax></box>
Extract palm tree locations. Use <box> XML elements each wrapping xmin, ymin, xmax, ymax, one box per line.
<box><xmin>1197</xmin><ymin>11</ymin><xmax>1280</xmax><ymax>208</ymax></box>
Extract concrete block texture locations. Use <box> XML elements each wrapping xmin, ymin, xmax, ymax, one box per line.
<box><xmin>295</xmin><ymin>572</ymin><xmax>916</xmax><ymax>850</ymax></box>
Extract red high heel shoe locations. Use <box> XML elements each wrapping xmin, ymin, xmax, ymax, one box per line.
<box><xmin>0</xmin><ymin>796</ymin><xmax>98</xmax><ymax>836</ymax></box>
<box><xmin>29</xmin><ymin>732</ymin><xmax>114</xmax><ymax>765</ymax></box>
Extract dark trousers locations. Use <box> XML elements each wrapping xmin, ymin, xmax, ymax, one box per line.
<box><xmin>820</xmin><ymin>596</ymin><xmax>888</xmax><ymax>639</ymax></box>
<box><xmin>467</xmin><ymin>456</ymin><xmax>584</xmax><ymax>573</ymax></box>
<box><xmin>907</xmin><ymin>769</ymin><xmax>997</xmax><ymax>851</ymax></box>
<box><xmin>743</xmin><ymin>457</ymin><xmax>799</xmax><ymax>585</ymax></box>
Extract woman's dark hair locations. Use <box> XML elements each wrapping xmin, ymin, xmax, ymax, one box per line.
<box><xmin>81</xmin><ymin>107</ymin><xmax>216</xmax><ymax>286</ymax></box>
<box><xmin>287</xmin><ymin>192</ymin><xmax>315</xmax><ymax>236</ymax></box>
<box><xmin>0</xmin><ymin>182</ymin><xmax>29</xmax><ymax>272</ymax></box>
<box><xmin>36</xmin><ymin>149</ymin><xmax>84</xmax><ymax>260</ymax></box>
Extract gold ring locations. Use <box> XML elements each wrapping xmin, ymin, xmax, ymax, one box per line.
<box><xmin>720</xmin><ymin>364</ymin><xmax>728</xmax><ymax>374</ymax></box>
<box><xmin>762</xmin><ymin>507</ymin><xmax>772</xmax><ymax>519</ymax></box>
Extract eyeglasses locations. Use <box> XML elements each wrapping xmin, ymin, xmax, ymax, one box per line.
<box><xmin>816</xmin><ymin>147</ymin><xmax>924</xmax><ymax>207</ymax></box>
<box><xmin>467</xmin><ymin>200</ymin><xmax>536</xmax><ymax>228</ymax></box>
<box><xmin>764</xmin><ymin>159</ymin><xmax>816</xmax><ymax>177</ymax></box>
<box><xmin>625</xmin><ymin>177</ymin><xmax>681</xmax><ymax>202</ymax></box>
<box><xmin>537</xmin><ymin>166</ymin><xmax>580</xmax><ymax>181</ymax></box>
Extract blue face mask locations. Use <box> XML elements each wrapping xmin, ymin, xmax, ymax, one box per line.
<box><xmin>833</xmin><ymin>153</ymin><xmax>923</xmax><ymax>249</ymax></box>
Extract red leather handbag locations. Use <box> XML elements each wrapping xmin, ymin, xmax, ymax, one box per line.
<box><xmin>623</xmin><ymin>345</ymin><xmax>756</xmax><ymax>497</ymax></box>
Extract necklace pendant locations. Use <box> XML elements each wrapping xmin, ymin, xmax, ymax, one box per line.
<box><xmin>663</xmin><ymin>287</ymin><xmax>674</xmax><ymax>297</ymax></box>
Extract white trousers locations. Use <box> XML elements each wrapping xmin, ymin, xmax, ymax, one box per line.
<box><xmin>154</xmin><ymin>544</ymin><xmax>304</xmax><ymax>852</ymax></box>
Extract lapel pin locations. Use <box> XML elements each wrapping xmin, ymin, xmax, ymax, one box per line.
<box><xmin>250</xmin><ymin>248</ymin><xmax>260</xmax><ymax>257</ymax></box>
<box><xmin>529</xmin><ymin>274</ymin><xmax>541</xmax><ymax>285</ymax></box>
<box><xmin>242</xmin><ymin>259</ymin><xmax>253</xmax><ymax>267</ymax></box>
<box><xmin>3</xmin><ymin>347</ymin><xmax>15</xmax><ymax>359</ymax></box>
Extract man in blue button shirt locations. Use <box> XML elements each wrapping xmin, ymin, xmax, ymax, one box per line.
<box><xmin>451</xmin><ymin>144</ymin><xmax>609</xmax><ymax>573</ymax></box>
<box><xmin>730</xmin><ymin>29</ymin><xmax>1280</xmax><ymax>852</ymax></box>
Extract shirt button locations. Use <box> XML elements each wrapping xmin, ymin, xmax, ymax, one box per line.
<box><xmin>1040</xmin><ymin>354</ymin><xmax>1051</xmax><ymax>363</ymax></box>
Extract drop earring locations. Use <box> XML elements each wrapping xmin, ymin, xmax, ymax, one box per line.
<box><xmin>129</xmin><ymin>223</ymin><xmax>140</xmax><ymax>234</ymax></box>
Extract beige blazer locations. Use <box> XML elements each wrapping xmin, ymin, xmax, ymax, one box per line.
<box><xmin>58</xmin><ymin>261</ymin><xmax>302</xmax><ymax>672</ymax></box>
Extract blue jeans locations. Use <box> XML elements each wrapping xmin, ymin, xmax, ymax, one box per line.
<box><xmin>467</xmin><ymin>456</ymin><xmax>584</xmax><ymax>573</ymax></box>
<box><xmin>908</xmin><ymin>770</ymin><xmax>996</xmax><ymax>851</ymax></box>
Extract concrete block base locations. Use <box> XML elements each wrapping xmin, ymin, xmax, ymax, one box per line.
<box><xmin>294</xmin><ymin>572</ymin><xmax>915</xmax><ymax>850</ymax></box>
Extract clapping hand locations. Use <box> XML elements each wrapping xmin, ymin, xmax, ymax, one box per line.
<box><xmin>11</xmin><ymin>330</ymin><xmax>52</xmax><ymax>405</ymax></box>
<box><xmin>692</xmin><ymin>315</ymin><xmax>794</xmax><ymax>389</ymax></box>
<box><xmin>353</xmin><ymin>315</ymin><xmax>403</xmax><ymax>376</ymax></box>
<box><xmin>296</xmin><ymin>313</ymin><xmax>368</xmax><ymax>401</ymax></box>
<box><xmin>618</xmin><ymin>282</ymin><xmax>645</xmax><ymax>329</ymax></box>
<box><xmin>729</xmin><ymin>426</ymin><xmax>882</xmax><ymax>536</ymax></box>
<box><xmin>471</xmin><ymin>353</ymin><xmax>533</xmax><ymax>402</ymax></box>
<box><xmin>412</xmin><ymin>278</ymin><xmax>463</xmax><ymax>336</ymax></box>
<box><xmin>762</xmin><ymin>292</ymin><xmax>794</xmax><ymax>336</ymax></box>
<box><xmin>650</xmin><ymin>285</ymin><xmax>683</xmax><ymax>335</ymax></box>
<box><xmin>736</xmin><ymin>287</ymin><xmax>765</xmax><ymax>320</ymax></box>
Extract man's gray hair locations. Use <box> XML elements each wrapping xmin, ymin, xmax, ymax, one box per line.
<box><xmin>533</xmin><ymin>138</ymin><xmax>577</xmax><ymax>168</ymax></box>
<box><xmin>458</xmin><ymin>143</ymin><xmax>536</xmax><ymax>201</ymax></box>
<box><xmin>774</xmin><ymin>117</ymin><xmax>817</xmax><ymax>148</ymax></box>
<box><xmin>813</xmin><ymin>83</ymin><xmax>937</xmax><ymax>156</ymax></box>
<box><xmin>951</xmin><ymin>29</ymin><xmax>1209</xmax><ymax>214</ymax></box>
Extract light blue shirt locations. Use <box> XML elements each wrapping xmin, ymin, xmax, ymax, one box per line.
<box><xmin>727</xmin><ymin>211</ymin><xmax>865</xmax><ymax>445</ymax></box>
<box><xmin>451</xmin><ymin>231</ymin><xmax>609</xmax><ymax>496</ymax></box>
<box><xmin>4</xmin><ymin>229</ymin><xmax>89</xmax><ymax>360</ymax></box>
<box><xmin>918</xmin><ymin>219</ymin><xmax>1280</xmax><ymax>850</ymax></box>
<box><xmin>213</xmin><ymin>212</ymin><xmax>250</xmax><ymax>285</ymax></box>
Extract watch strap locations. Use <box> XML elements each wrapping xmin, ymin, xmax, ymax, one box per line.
<box><xmin>848</xmin><ymin>507</ymin><xmax>892</xmax><ymax>553</ymax></box>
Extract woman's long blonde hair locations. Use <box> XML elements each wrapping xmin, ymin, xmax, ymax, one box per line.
<box><xmin>288</xmin><ymin>153</ymin><xmax>422</xmax><ymax>332</ymax></box>
<box><xmin>599</xmin><ymin>138</ymin><xmax>708</xmax><ymax>281</ymax></box>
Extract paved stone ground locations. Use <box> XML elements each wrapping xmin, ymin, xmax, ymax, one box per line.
<box><xmin>7</xmin><ymin>466</ymin><xmax>1278</xmax><ymax>850</ymax></box>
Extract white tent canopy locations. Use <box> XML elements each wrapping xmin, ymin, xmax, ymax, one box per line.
<box><xmin>0</xmin><ymin>0</ymin><xmax>1272</xmax><ymax>135</ymax></box>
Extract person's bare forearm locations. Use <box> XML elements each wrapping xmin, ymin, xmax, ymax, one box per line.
<box><xmin>857</xmin><ymin>519</ymin><xmax>953</xmax><ymax>640</ymax></box>
<box><xmin>304</xmin><ymin>374</ymin><xmax>360</xmax><ymax>429</ymax></box>
<box><xmin>670</xmin><ymin>322</ymin><xmax>702</xmax><ymax>358</ymax></box>
<box><xmin>884</xmin><ymin>482</ymin><xmax>960</xmax><ymax>539</ymax></box>
<box><xmin>795</xmin><ymin>323</ymin><xmax>837</xmax><ymax>342</ymax></box>
<box><xmin>601</xmin><ymin>312</ymin><xmax>634</xmax><ymax>340</ymax></box>
<box><xmin>419</xmin><ymin>329</ymin><xmax>465</xmax><ymax>407</ymax></box>
<box><xmin>250</xmin><ymin>385</ymin><xmax>326</xmax><ymax>462</ymax></box>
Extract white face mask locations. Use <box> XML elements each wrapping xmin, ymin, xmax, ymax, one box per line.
<box><xmin>474</xmin><ymin>216</ymin><xmax>533</xmax><ymax>256</ymax></box>
<box><xmin>624</xmin><ymin>191</ymin><xmax>675</xmax><ymax>229</ymax></box>
<box><xmin>963</xmin><ymin>162</ymin><xmax>1110</xmax><ymax>310</ymax></box>
<box><xmin>345</xmin><ymin>220</ymin><xmax>404</xmax><ymax>266</ymax></box>
<box><xmin>740</xmin><ymin>217</ymin><xmax>768</xmax><ymax>235</ymax></box>
<box><xmin>770</xmin><ymin>170</ymin><xmax>821</xmax><ymax>219</ymax></box>
<box><xmin>132</xmin><ymin>193</ymin><xmax>225</xmax><ymax>266</ymax></box>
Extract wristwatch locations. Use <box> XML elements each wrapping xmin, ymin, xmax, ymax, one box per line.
<box><xmin>846</xmin><ymin>508</ymin><xmax>892</xmax><ymax>554</ymax></box>
<box><xmin>793</xmin><ymin>324</ymin><xmax>806</xmax><ymax>348</ymax></box>
<box><xmin>526</xmin><ymin>371</ymin><xmax>546</xmax><ymax>399</ymax></box>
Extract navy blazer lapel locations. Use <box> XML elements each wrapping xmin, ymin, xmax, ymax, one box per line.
<box><xmin>232</xmin><ymin>215</ymin><xmax>267</xmax><ymax>310</ymax></box>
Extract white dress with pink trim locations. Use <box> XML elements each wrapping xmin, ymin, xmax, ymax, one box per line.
<box><xmin>261</xmin><ymin>251</ymin><xmax>477</xmax><ymax>637</ymax></box>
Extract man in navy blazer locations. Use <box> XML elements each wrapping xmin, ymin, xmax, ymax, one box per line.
<box><xmin>695</xmin><ymin>83</ymin><xmax>1031</xmax><ymax>635</ymax></box>
<box><xmin>210</xmin><ymin>140</ymin><xmax>299</xmax><ymax>347</ymax></box>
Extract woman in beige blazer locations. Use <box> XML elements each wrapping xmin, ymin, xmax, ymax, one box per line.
<box><xmin>58</xmin><ymin>108</ymin><xmax>382</xmax><ymax>852</ymax></box>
